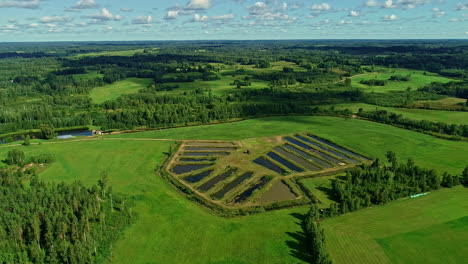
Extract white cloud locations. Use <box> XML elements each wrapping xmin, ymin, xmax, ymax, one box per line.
<box><xmin>193</xmin><ymin>14</ymin><xmax>209</xmax><ymax>22</ymax></box>
<box><xmin>456</xmin><ymin>3</ymin><xmax>468</xmax><ymax>11</ymax></box>
<box><xmin>86</xmin><ymin>8</ymin><xmax>123</xmax><ymax>21</ymax></box>
<box><xmin>244</xmin><ymin>1</ymin><xmax>296</xmax><ymax>21</ymax></box>
<box><xmin>383</xmin><ymin>0</ymin><xmax>396</xmax><ymax>9</ymax></box>
<box><xmin>310</xmin><ymin>3</ymin><xmax>331</xmax><ymax>11</ymax></box>
<box><xmin>72</xmin><ymin>0</ymin><xmax>97</xmax><ymax>9</ymax></box>
<box><xmin>165</xmin><ymin>10</ymin><xmax>179</xmax><ymax>20</ymax></box>
<box><xmin>193</xmin><ymin>13</ymin><xmax>234</xmax><ymax>22</ymax></box>
<box><xmin>39</xmin><ymin>16</ymin><xmax>72</xmax><ymax>23</ymax></box>
<box><xmin>185</xmin><ymin>0</ymin><xmax>211</xmax><ymax>10</ymax></box>
<box><xmin>132</xmin><ymin>15</ymin><xmax>152</xmax><ymax>24</ymax></box>
<box><xmin>338</xmin><ymin>20</ymin><xmax>352</xmax><ymax>25</ymax></box>
<box><xmin>366</xmin><ymin>0</ymin><xmax>379</xmax><ymax>7</ymax></box>
<box><xmin>432</xmin><ymin>8</ymin><xmax>445</xmax><ymax>18</ymax></box>
<box><xmin>349</xmin><ymin>10</ymin><xmax>360</xmax><ymax>17</ymax></box>
<box><xmin>382</xmin><ymin>14</ymin><xmax>398</xmax><ymax>20</ymax></box>
<box><xmin>0</xmin><ymin>0</ymin><xmax>41</xmax><ymax>9</ymax></box>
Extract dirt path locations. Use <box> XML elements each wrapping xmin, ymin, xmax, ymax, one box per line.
<box><xmin>0</xmin><ymin>137</ymin><xmax>238</xmax><ymax>149</ymax></box>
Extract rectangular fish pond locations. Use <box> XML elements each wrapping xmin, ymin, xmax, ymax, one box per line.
<box><xmin>172</xmin><ymin>164</ymin><xmax>213</xmax><ymax>175</ymax></box>
<box><xmin>266</xmin><ymin>152</ymin><xmax>304</xmax><ymax>173</ymax></box>
<box><xmin>285</xmin><ymin>137</ymin><xmax>344</xmax><ymax>165</ymax></box>
<box><xmin>253</xmin><ymin>157</ymin><xmax>286</xmax><ymax>174</ymax></box>
<box><xmin>182</xmin><ymin>152</ymin><xmax>230</xmax><ymax>157</ymax></box>
<box><xmin>198</xmin><ymin>169</ymin><xmax>236</xmax><ymax>192</ymax></box>
<box><xmin>212</xmin><ymin>172</ymin><xmax>253</xmax><ymax>200</ymax></box>
<box><xmin>295</xmin><ymin>135</ymin><xmax>358</xmax><ymax>164</ymax></box>
<box><xmin>283</xmin><ymin>144</ymin><xmax>334</xmax><ymax>168</ymax></box>
<box><xmin>306</xmin><ymin>134</ymin><xmax>370</xmax><ymax>161</ymax></box>
<box><xmin>183</xmin><ymin>170</ymin><xmax>214</xmax><ymax>184</ymax></box>
<box><xmin>272</xmin><ymin>147</ymin><xmax>320</xmax><ymax>171</ymax></box>
<box><xmin>184</xmin><ymin>147</ymin><xmax>237</xmax><ymax>152</ymax></box>
<box><xmin>232</xmin><ymin>176</ymin><xmax>271</xmax><ymax>204</ymax></box>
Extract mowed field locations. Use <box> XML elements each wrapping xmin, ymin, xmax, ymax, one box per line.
<box><xmin>0</xmin><ymin>140</ymin><xmax>308</xmax><ymax>264</ymax></box>
<box><xmin>352</xmin><ymin>68</ymin><xmax>453</xmax><ymax>93</ymax></box>
<box><xmin>323</xmin><ymin>186</ymin><xmax>468</xmax><ymax>264</ymax></box>
<box><xmin>90</xmin><ymin>78</ymin><xmax>152</xmax><ymax>104</ymax></box>
<box><xmin>332</xmin><ymin>103</ymin><xmax>468</xmax><ymax>125</ymax></box>
<box><xmin>1</xmin><ymin>116</ymin><xmax>467</xmax><ymax>263</ymax></box>
<box><xmin>108</xmin><ymin>116</ymin><xmax>468</xmax><ymax>173</ymax></box>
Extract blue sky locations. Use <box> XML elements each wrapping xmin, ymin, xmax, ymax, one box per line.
<box><xmin>0</xmin><ymin>0</ymin><xmax>467</xmax><ymax>41</ymax></box>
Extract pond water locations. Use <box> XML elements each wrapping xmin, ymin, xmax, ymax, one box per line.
<box><xmin>288</xmin><ymin>136</ymin><xmax>347</xmax><ymax>165</ymax></box>
<box><xmin>233</xmin><ymin>177</ymin><xmax>270</xmax><ymax>204</ymax></box>
<box><xmin>212</xmin><ymin>172</ymin><xmax>253</xmax><ymax>200</ymax></box>
<box><xmin>185</xmin><ymin>142</ymin><xmax>235</xmax><ymax>147</ymax></box>
<box><xmin>253</xmin><ymin>157</ymin><xmax>286</xmax><ymax>174</ymax></box>
<box><xmin>283</xmin><ymin>144</ymin><xmax>334</xmax><ymax>168</ymax></box>
<box><xmin>273</xmin><ymin>147</ymin><xmax>320</xmax><ymax>171</ymax></box>
<box><xmin>183</xmin><ymin>170</ymin><xmax>214</xmax><ymax>183</ymax></box>
<box><xmin>178</xmin><ymin>158</ymin><xmax>215</xmax><ymax>162</ymax></box>
<box><xmin>184</xmin><ymin>147</ymin><xmax>237</xmax><ymax>152</ymax></box>
<box><xmin>306</xmin><ymin>134</ymin><xmax>370</xmax><ymax>161</ymax></box>
<box><xmin>295</xmin><ymin>135</ymin><xmax>358</xmax><ymax>163</ymax></box>
<box><xmin>172</xmin><ymin>164</ymin><xmax>212</xmax><ymax>175</ymax></box>
<box><xmin>182</xmin><ymin>152</ymin><xmax>229</xmax><ymax>157</ymax></box>
<box><xmin>198</xmin><ymin>169</ymin><xmax>235</xmax><ymax>192</ymax></box>
<box><xmin>57</xmin><ymin>129</ymin><xmax>92</xmax><ymax>139</ymax></box>
<box><xmin>258</xmin><ymin>181</ymin><xmax>297</xmax><ymax>203</ymax></box>
<box><xmin>266</xmin><ymin>152</ymin><xmax>304</xmax><ymax>172</ymax></box>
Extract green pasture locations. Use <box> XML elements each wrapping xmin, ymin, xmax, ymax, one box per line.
<box><xmin>1</xmin><ymin>116</ymin><xmax>467</xmax><ymax>263</ymax></box>
<box><xmin>300</xmin><ymin>175</ymin><xmax>336</xmax><ymax>208</ymax></box>
<box><xmin>352</xmin><ymin>68</ymin><xmax>454</xmax><ymax>93</ymax></box>
<box><xmin>323</xmin><ymin>186</ymin><xmax>468</xmax><ymax>264</ymax></box>
<box><xmin>0</xmin><ymin>140</ymin><xmax>308</xmax><ymax>264</ymax></box>
<box><xmin>333</xmin><ymin>103</ymin><xmax>468</xmax><ymax>125</ymax></box>
<box><xmin>72</xmin><ymin>49</ymin><xmax>148</xmax><ymax>58</ymax></box>
<box><xmin>90</xmin><ymin>78</ymin><xmax>152</xmax><ymax>104</ymax></box>
<box><xmin>107</xmin><ymin>116</ymin><xmax>468</xmax><ymax>173</ymax></box>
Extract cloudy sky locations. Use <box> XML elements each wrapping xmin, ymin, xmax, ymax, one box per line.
<box><xmin>0</xmin><ymin>0</ymin><xmax>467</xmax><ymax>41</ymax></box>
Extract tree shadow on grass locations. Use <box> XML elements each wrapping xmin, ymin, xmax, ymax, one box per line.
<box><xmin>285</xmin><ymin>212</ymin><xmax>311</xmax><ymax>263</ymax></box>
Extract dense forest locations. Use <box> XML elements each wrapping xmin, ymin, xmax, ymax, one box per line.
<box><xmin>1</xmin><ymin>40</ymin><xmax>467</xmax><ymax>140</ymax></box>
<box><xmin>0</xmin><ymin>169</ymin><xmax>132</xmax><ymax>264</ymax></box>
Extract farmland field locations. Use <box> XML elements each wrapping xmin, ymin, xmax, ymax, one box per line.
<box><xmin>89</xmin><ymin>77</ymin><xmax>152</xmax><ymax>103</ymax></box>
<box><xmin>0</xmin><ymin>116</ymin><xmax>467</xmax><ymax>263</ymax></box>
<box><xmin>351</xmin><ymin>68</ymin><xmax>454</xmax><ymax>93</ymax></box>
<box><xmin>333</xmin><ymin>103</ymin><xmax>468</xmax><ymax>125</ymax></box>
<box><xmin>323</xmin><ymin>186</ymin><xmax>468</xmax><ymax>264</ymax></box>
<box><xmin>107</xmin><ymin>116</ymin><xmax>468</xmax><ymax>173</ymax></box>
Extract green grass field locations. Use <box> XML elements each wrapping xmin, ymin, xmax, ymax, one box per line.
<box><xmin>333</xmin><ymin>103</ymin><xmax>468</xmax><ymax>125</ymax></box>
<box><xmin>108</xmin><ymin>116</ymin><xmax>468</xmax><ymax>173</ymax></box>
<box><xmin>90</xmin><ymin>78</ymin><xmax>152</xmax><ymax>104</ymax></box>
<box><xmin>352</xmin><ymin>68</ymin><xmax>454</xmax><ymax>93</ymax></box>
<box><xmin>323</xmin><ymin>186</ymin><xmax>468</xmax><ymax>264</ymax></box>
<box><xmin>0</xmin><ymin>140</ymin><xmax>308</xmax><ymax>264</ymax></box>
<box><xmin>1</xmin><ymin>116</ymin><xmax>467</xmax><ymax>263</ymax></box>
<box><xmin>300</xmin><ymin>176</ymin><xmax>336</xmax><ymax>208</ymax></box>
<box><xmin>73</xmin><ymin>49</ymin><xmax>148</xmax><ymax>58</ymax></box>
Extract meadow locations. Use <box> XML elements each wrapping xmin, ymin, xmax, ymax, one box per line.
<box><xmin>107</xmin><ymin>116</ymin><xmax>468</xmax><ymax>173</ymax></box>
<box><xmin>352</xmin><ymin>68</ymin><xmax>453</xmax><ymax>93</ymax></box>
<box><xmin>323</xmin><ymin>186</ymin><xmax>468</xmax><ymax>264</ymax></box>
<box><xmin>0</xmin><ymin>116</ymin><xmax>467</xmax><ymax>263</ymax></box>
<box><xmin>89</xmin><ymin>77</ymin><xmax>152</xmax><ymax>104</ymax></box>
<box><xmin>332</xmin><ymin>103</ymin><xmax>468</xmax><ymax>125</ymax></box>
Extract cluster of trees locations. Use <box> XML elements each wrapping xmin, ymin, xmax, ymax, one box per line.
<box><xmin>389</xmin><ymin>74</ymin><xmax>411</xmax><ymax>82</ymax></box>
<box><xmin>419</xmin><ymin>81</ymin><xmax>468</xmax><ymax>100</ymax></box>
<box><xmin>5</xmin><ymin>149</ymin><xmax>56</xmax><ymax>166</ymax></box>
<box><xmin>360</xmin><ymin>79</ymin><xmax>387</xmax><ymax>86</ymax></box>
<box><xmin>328</xmin><ymin>152</ymin><xmax>467</xmax><ymax>215</ymax></box>
<box><xmin>357</xmin><ymin>109</ymin><xmax>468</xmax><ymax>138</ymax></box>
<box><xmin>0</xmin><ymin>170</ymin><xmax>132</xmax><ymax>264</ymax></box>
<box><xmin>302</xmin><ymin>206</ymin><xmax>333</xmax><ymax>264</ymax></box>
